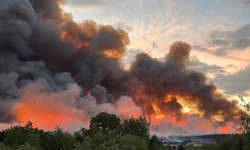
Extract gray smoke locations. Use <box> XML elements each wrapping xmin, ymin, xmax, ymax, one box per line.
<box><xmin>0</xmin><ymin>0</ymin><xmax>242</xmax><ymax>133</ymax></box>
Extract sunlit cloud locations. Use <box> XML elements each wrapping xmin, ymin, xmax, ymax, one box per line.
<box><xmin>66</xmin><ymin>0</ymin><xmax>110</xmax><ymax>7</ymax></box>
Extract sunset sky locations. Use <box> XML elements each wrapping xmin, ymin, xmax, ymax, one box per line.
<box><xmin>63</xmin><ymin>0</ymin><xmax>250</xmax><ymax>99</ymax></box>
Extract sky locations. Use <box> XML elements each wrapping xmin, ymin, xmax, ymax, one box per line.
<box><xmin>1</xmin><ymin>0</ymin><xmax>250</xmax><ymax>136</ymax></box>
<box><xmin>62</xmin><ymin>0</ymin><xmax>250</xmax><ymax>99</ymax></box>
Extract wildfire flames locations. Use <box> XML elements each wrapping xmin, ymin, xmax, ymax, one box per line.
<box><xmin>0</xmin><ymin>0</ymin><xmax>243</xmax><ymax>135</ymax></box>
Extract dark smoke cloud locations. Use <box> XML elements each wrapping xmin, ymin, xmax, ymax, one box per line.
<box><xmin>118</xmin><ymin>42</ymin><xmax>240</xmax><ymax>126</ymax></box>
<box><xmin>0</xmin><ymin>0</ymin><xmax>242</xmax><ymax>131</ymax></box>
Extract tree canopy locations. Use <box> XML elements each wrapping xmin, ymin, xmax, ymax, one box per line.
<box><xmin>89</xmin><ymin>112</ymin><xmax>121</xmax><ymax>131</ymax></box>
<box><xmin>0</xmin><ymin>113</ymin><xmax>167</xmax><ymax>150</ymax></box>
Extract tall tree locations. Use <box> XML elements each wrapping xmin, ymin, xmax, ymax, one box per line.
<box><xmin>238</xmin><ymin>96</ymin><xmax>250</xmax><ymax>134</ymax></box>
<box><xmin>89</xmin><ymin>112</ymin><xmax>121</xmax><ymax>131</ymax></box>
<box><xmin>120</xmin><ymin>116</ymin><xmax>150</xmax><ymax>140</ymax></box>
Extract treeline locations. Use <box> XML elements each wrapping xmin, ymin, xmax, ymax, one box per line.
<box><xmin>200</xmin><ymin>133</ymin><xmax>250</xmax><ymax>150</ymax></box>
<box><xmin>0</xmin><ymin>112</ymin><xmax>168</xmax><ymax>150</ymax></box>
<box><xmin>0</xmin><ymin>104</ymin><xmax>249</xmax><ymax>150</ymax></box>
<box><xmin>167</xmin><ymin>133</ymin><xmax>250</xmax><ymax>150</ymax></box>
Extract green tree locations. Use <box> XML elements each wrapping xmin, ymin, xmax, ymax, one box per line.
<box><xmin>43</xmin><ymin>127</ymin><xmax>77</xmax><ymax>150</ymax></box>
<box><xmin>75</xmin><ymin>130</ymin><xmax>122</xmax><ymax>150</ymax></box>
<box><xmin>24</xmin><ymin>121</ymin><xmax>44</xmax><ymax>149</ymax></box>
<box><xmin>0</xmin><ymin>130</ymin><xmax>5</xmax><ymax>142</ymax></box>
<box><xmin>95</xmin><ymin>131</ymin><xmax>121</xmax><ymax>150</ymax></box>
<box><xmin>177</xmin><ymin>145</ymin><xmax>185</xmax><ymax>150</ymax></box>
<box><xmin>76</xmin><ymin>136</ymin><xmax>93</xmax><ymax>150</ymax></box>
<box><xmin>238</xmin><ymin>96</ymin><xmax>250</xmax><ymax>134</ymax></box>
<box><xmin>165</xmin><ymin>145</ymin><xmax>172</xmax><ymax>150</ymax></box>
<box><xmin>89</xmin><ymin>112</ymin><xmax>121</xmax><ymax>131</ymax></box>
<box><xmin>216</xmin><ymin>134</ymin><xmax>248</xmax><ymax>150</ymax></box>
<box><xmin>26</xmin><ymin>130</ymin><xmax>43</xmax><ymax>149</ymax></box>
<box><xmin>4</xmin><ymin>126</ymin><xmax>27</xmax><ymax>147</ymax></box>
<box><xmin>148</xmin><ymin>135</ymin><xmax>166</xmax><ymax>150</ymax></box>
<box><xmin>120</xmin><ymin>116</ymin><xmax>150</xmax><ymax>140</ymax></box>
<box><xmin>24</xmin><ymin>121</ymin><xmax>33</xmax><ymax>131</ymax></box>
<box><xmin>92</xmin><ymin>132</ymin><xmax>106</xmax><ymax>148</ymax></box>
<box><xmin>17</xmin><ymin>143</ymin><xmax>42</xmax><ymax>150</ymax></box>
<box><xmin>0</xmin><ymin>143</ymin><xmax>14</xmax><ymax>150</ymax></box>
<box><xmin>74</xmin><ymin>127</ymin><xmax>88</xmax><ymax>143</ymax></box>
<box><xmin>118</xmin><ymin>134</ymin><xmax>148</xmax><ymax>150</ymax></box>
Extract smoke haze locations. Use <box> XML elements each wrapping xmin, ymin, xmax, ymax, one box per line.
<box><xmin>0</xmin><ymin>0</ymin><xmax>242</xmax><ymax>135</ymax></box>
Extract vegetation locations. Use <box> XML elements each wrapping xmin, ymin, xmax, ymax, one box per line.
<box><xmin>0</xmin><ymin>96</ymin><xmax>249</xmax><ymax>150</ymax></box>
<box><xmin>0</xmin><ymin>112</ymin><xmax>167</xmax><ymax>150</ymax></box>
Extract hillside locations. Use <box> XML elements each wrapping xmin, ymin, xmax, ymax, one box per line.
<box><xmin>160</xmin><ymin>134</ymin><xmax>230</xmax><ymax>146</ymax></box>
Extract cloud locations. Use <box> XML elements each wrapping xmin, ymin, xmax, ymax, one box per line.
<box><xmin>237</xmin><ymin>0</ymin><xmax>250</xmax><ymax>5</ymax></box>
<box><xmin>190</xmin><ymin>57</ymin><xmax>250</xmax><ymax>96</ymax></box>
<box><xmin>246</xmin><ymin>0</ymin><xmax>250</xmax><ymax>4</ymax></box>
<box><xmin>189</xmin><ymin>56</ymin><xmax>226</xmax><ymax>75</ymax></box>
<box><xmin>113</xmin><ymin>21</ymin><xmax>133</xmax><ymax>32</ymax></box>
<box><xmin>193</xmin><ymin>45</ymin><xmax>249</xmax><ymax>62</ymax></box>
<box><xmin>193</xmin><ymin>45</ymin><xmax>227</xmax><ymax>56</ymax></box>
<box><xmin>212</xmin><ymin>66</ymin><xmax>250</xmax><ymax>96</ymax></box>
<box><xmin>66</xmin><ymin>0</ymin><xmax>109</xmax><ymax>7</ymax></box>
<box><xmin>192</xmin><ymin>24</ymin><xmax>250</xmax><ymax>61</ymax></box>
<box><xmin>122</xmin><ymin>49</ymin><xmax>143</xmax><ymax>68</ymax></box>
<box><xmin>207</xmin><ymin>24</ymin><xmax>250</xmax><ymax>51</ymax></box>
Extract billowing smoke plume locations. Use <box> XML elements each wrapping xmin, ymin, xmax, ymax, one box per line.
<box><xmin>0</xmin><ymin>0</ymin><xmax>242</xmax><ymax>135</ymax></box>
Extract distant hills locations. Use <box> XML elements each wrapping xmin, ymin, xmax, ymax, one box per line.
<box><xmin>160</xmin><ymin>134</ymin><xmax>230</xmax><ymax>146</ymax></box>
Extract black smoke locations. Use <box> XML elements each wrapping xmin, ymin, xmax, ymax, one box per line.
<box><xmin>0</xmin><ymin>0</ymin><xmax>242</xmax><ymax>130</ymax></box>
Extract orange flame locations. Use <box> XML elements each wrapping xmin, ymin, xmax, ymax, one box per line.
<box><xmin>152</xmin><ymin>102</ymin><xmax>165</xmax><ymax>119</ymax></box>
<box><xmin>103</xmin><ymin>50</ymin><xmax>122</xmax><ymax>59</ymax></box>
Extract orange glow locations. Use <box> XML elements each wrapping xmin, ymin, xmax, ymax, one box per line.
<box><xmin>150</xmin><ymin>115</ymin><xmax>188</xmax><ymax>126</ymax></box>
<box><xmin>61</xmin><ymin>31</ymin><xmax>75</xmax><ymax>43</ymax></box>
<box><xmin>103</xmin><ymin>50</ymin><xmax>122</xmax><ymax>59</ymax></box>
<box><xmin>77</xmin><ymin>42</ymin><xmax>90</xmax><ymax>49</ymax></box>
<box><xmin>218</xmin><ymin>123</ymin><xmax>234</xmax><ymax>133</ymax></box>
<box><xmin>116</xmin><ymin>96</ymin><xmax>143</xmax><ymax>119</ymax></box>
<box><xmin>12</xmin><ymin>86</ymin><xmax>239</xmax><ymax>135</ymax></box>
<box><xmin>13</xmin><ymin>93</ymin><xmax>84</xmax><ymax>130</ymax></box>
<box><xmin>137</xmin><ymin>94</ymin><xmax>240</xmax><ymax>135</ymax></box>
<box><xmin>212</xmin><ymin>114</ymin><xmax>225</xmax><ymax>122</ymax></box>
<box><xmin>173</xmin><ymin>95</ymin><xmax>203</xmax><ymax>116</ymax></box>
<box><xmin>60</xmin><ymin>26</ymin><xmax>91</xmax><ymax>50</ymax></box>
<box><xmin>150</xmin><ymin>114</ymin><xmax>237</xmax><ymax>136</ymax></box>
<box><xmin>152</xmin><ymin>102</ymin><xmax>165</xmax><ymax>119</ymax></box>
<box><xmin>87</xmin><ymin>90</ymin><xmax>91</xmax><ymax>95</ymax></box>
<box><xmin>164</xmin><ymin>94</ymin><xmax>175</xmax><ymax>102</ymax></box>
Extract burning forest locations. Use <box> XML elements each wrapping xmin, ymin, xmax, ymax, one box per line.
<box><xmin>0</xmin><ymin>0</ymin><xmax>243</xmax><ymax>136</ymax></box>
